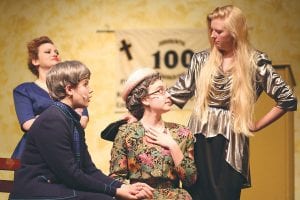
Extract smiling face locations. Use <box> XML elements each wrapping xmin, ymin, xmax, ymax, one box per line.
<box><xmin>210</xmin><ymin>18</ymin><xmax>235</xmax><ymax>54</ymax></box>
<box><xmin>32</xmin><ymin>43</ymin><xmax>60</xmax><ymax>70</ymax></box>
<box><xmin>142</xmin><ymin>79</ymin><xmax>172</xmax><ymax>115</ymax></box>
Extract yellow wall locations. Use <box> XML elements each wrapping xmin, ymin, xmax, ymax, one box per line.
<box><xmin>0</xmin><ymin>0</ymin><xmax>299</xmax><ymax>199</ymax></box>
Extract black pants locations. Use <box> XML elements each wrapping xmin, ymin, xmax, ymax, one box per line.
<box><xmin>187</xmin><ymin>134</ymin><xmax>244</xmax><ymax>200</ymax></box>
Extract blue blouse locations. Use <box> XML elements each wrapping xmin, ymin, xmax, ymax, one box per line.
<box><xmin>12</xmin><ymin>82</ymin><xmax>88</xmax><ymax>158</ymax></box>
<box><xmin>13</xmin><ymin>82</ymin><xmax>88</xmax><ymax>128</ymax></box>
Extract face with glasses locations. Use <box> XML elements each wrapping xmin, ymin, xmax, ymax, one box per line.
<box><xmin>142</xmin><ymin>79</ymin><xmax>172</xmax><ymax>113</ymax></box>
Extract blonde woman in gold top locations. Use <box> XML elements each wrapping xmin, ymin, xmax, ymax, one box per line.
<box><xmin>168</xmin><ymin>5</ymin><xmax>297</xmax><ymax>200</ymax></box>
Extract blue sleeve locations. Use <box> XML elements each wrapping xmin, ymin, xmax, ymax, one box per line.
<box><xmin>81</xmin><ymin>138</ymin><xmax>122</xmax><ymax>187</ymax></box>
<box><xmin>13</xmin><ymin>85</ymin><xmax>35</xmax><ymax>126</ymax></box>
<box><xmin>82</xmin><ymin>107</ymin><xmax>89</xmax><ymax>116</ymax></box>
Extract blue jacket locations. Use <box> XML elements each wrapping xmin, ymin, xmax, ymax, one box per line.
<box><xmin>10</xmin><ymin>104</ymin><xmax>121</xmax><ymax>199</ymax></box>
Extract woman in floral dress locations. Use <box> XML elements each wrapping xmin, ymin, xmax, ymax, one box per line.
<box><xmin>109</xmin><ymin>68</ymin><xmax>197</xmax><ymax>199</ymax></box>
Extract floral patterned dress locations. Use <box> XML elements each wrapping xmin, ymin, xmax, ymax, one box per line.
<box><xmin>109</xmin><ymin>121</ymin><xmax>197</xmax><ymax>199</ymax></box>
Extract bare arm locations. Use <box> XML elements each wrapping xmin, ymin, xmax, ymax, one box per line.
<box><xmin>249</xmin><ymin>106</ymin><xmax>287</xmax><ymax>132</ymax></box>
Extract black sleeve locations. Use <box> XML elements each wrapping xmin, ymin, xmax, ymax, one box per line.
<box><xmin>100</xmin><ymin>119</ymin><xmax>128</xmax><ymax>142</ymax></box>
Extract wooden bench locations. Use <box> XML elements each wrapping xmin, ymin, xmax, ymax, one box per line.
<box><xmin>0</xmin><ymin>158</ymin><xmax>20</xmax><ymax>193</ymax></box>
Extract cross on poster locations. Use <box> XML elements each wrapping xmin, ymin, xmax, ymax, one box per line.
<box><xmin>115</xmin><ymin>29</ymin><xmax>208</xmax><ymax>112</ymax></box>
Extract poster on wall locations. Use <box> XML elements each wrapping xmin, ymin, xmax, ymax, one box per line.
<box><xmin>115</xmin><ymin>29</ymin><xmax>208</xmax><ymax>112</ymax></box>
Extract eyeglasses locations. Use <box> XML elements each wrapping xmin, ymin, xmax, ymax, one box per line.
<box><xmin>147</xmin><ymin>87</ymin><xmax>168</xmax><ymax>96</ymax></box>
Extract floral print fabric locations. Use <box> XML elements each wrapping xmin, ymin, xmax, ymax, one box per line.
<box><xmin>109</xmin><ymin>121</ymin><xmax>197</xmax><ymax>199</ymax></box>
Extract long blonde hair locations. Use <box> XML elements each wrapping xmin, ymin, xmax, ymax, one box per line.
<box><xmin>195</xmin><ymin>5</ymin><xmax>257</xmax><ymax>136</ymax></box>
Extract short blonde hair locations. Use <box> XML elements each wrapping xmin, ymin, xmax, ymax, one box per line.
<box><xmin>46</xmin><ymin>60</ymin><xmax>90</xmax><ymax>101</ymax></box>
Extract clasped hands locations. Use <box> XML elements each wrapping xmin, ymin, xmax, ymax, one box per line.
<box><xmin>116</xmin><ymin>182</ymin><xmax>154</xmax><ymax>199</ymax></box>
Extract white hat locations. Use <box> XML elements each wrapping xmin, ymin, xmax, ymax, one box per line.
<box><xmin>121</xmin><ymin>68</ymin><xmax>158</xmax><ymax>101</ymax></box>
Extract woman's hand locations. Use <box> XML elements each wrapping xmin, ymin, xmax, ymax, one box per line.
<box><xmin>145</xmin><ymin>128</ymin><xmax>177</xmax><ymax>149</ymax></box>
<box><xmin>22</xmin><ymin>118</ymin><xmax>36</xmax><ymax>131</ymax></box>
<box><xmin>130</xmin><ymin>182</ymin><xmax>154</xmax><ymax>199</ymax></box>
<box><xmin>122</xmin><ymin>112</ymin><xmax>138</xmax><ymax>123</ymax></box>
<box><xmin>74</xmin><ymin>108</ymin><xmax>89</xmax><ymax>128</ymax></box>
<box><xmin>115</xmin><ymin>186</ymin><xmax>138</xmax><ymax>200</ymax></box>
<box><xmin>145</xmin><ymin>128</ymin><xmax>184</xmax><ymax>166</ymax></box>
<box><xmin>116</xmin><ymin>183</ymin><xmax>154</xmax><ymax>200</ymax></box>
<box><xmin>75</xmin><ymin>108</ymin><xmax>84</xmax><ymax>116</ymax></box>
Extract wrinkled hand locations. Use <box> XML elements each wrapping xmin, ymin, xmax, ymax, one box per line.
<box><xmin>145</xmin><ymin>128</ymin><xmax>177</xmax><ymax>149</ymax></box>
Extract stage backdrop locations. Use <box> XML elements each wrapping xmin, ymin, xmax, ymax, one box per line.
<box><xmin>0</xmin><ymin>1</ymin><xmax>299</xmax><ymax>199</ymax></box>
<box><xmin>115</xmin><ymin>29</ymin><xmax>208</xmax><ymax>112</ymax></box>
